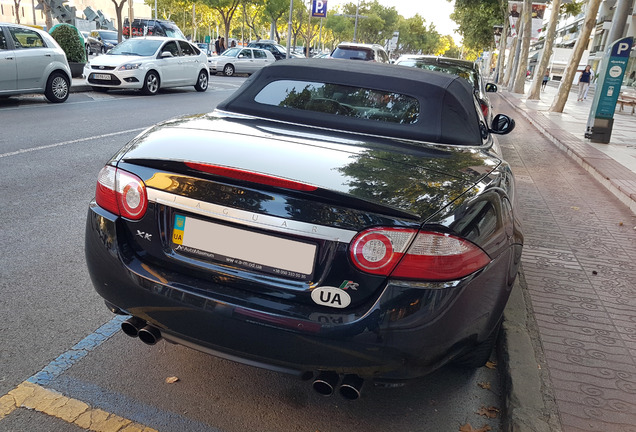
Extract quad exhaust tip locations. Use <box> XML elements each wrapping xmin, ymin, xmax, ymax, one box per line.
<box><xmin>339</xmin><ymin>374</ymin><xmax>364</xmax><ymax>400</ymax></box>
<box><xmin>121</xmin><ymin>316</ymin><xmax>145</xmax><ymax>337</ymax></box>
<box><xmin>312</xmin><ymin>372</ymin><xmax>364</xmax><ymax>400</ymax></box>
<box><xmin>138</xmin><ymin>325</ymin><xmax>162</xmax><ymax>345</ymax></box>
<box><xmin>121</xmin><ymin>317</ymin><xmax>162</xmax><ymax>345</ymax></box>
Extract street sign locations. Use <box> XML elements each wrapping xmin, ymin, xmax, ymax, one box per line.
<box><xmin>585</xmin><ymin>37</ymin><xmax>634</xmax><ymax>143</ymax></box>
<box><xmin>388</xmin><ymin>31</ymin><xmax>399</xmax><ymax>51</ymax></box>
<box><xmin>312</xmin><ymin>0</ymin><xmax>327</xmax><ymax>18</ymax></box>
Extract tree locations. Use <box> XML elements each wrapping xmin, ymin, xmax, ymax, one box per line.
<box><xmin>439</xmin><ymin>34</ymin><xmax>462</xmax><ymax>57</ymax></box>
<box><xmin>112</xmin><ymin>0</ymin><xmax>128</xmax><ymax>42</ymax></box>
<box><xmin>242</xmin><ymin>0</ymin><xmax>266</xmax><ymax>42</ymax></box>
<box><xmin>549</xmin><ymin>0</ymin><xmax>602</xmax><ymax>112</ymax></box>
<box><xmin>262</xmin><ymin>0</ymin><xmax>287</xmax><ymax>42</ymax></box>
<box><xmin>325</xmin><ymin>13</ymin><xmax>354</xmax><ymax>46</ymax></box>
<box><xmin>450</xmin><ymin>0</ymin><xmax>504</xmax><ymax>52</ymax></box>
<box><xmin>512</xmin><ymin>0</ymin><xmax>532</xmax><ymax>93</ymax></box>
<box><xmin>396</xmin><ymin>15</ymin><xmax>443</xmax><ymax>56</ymax></box>
<box><xmin>200</xmin><ymin>0</ymin><xmax>241</xmax><ymax>43</ymax></box>
<box><xmin>338</xmin><ymin>0</ymin><xmax>399</xmax><ymax>45</ymax></box>
<box><xmin>527</xmin><ymin>0</ymin><xmax>561</xmax><ymax>99</ymax></box>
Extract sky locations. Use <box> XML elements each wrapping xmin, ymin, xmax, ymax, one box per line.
<box><xmin>325</xmin><ymin>0</ymin><xmax>461</xmax><ymax>44</ymax></box>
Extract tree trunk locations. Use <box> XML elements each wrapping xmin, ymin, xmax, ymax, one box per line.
<box><xmin>503</xmin><ymin>36</ymin><xmax>518</xmax><ymax>86</ymax></box>
<box><xmin>512</xmin><ymin>0</ymin><xmax>532</xmax><ymax>93</ymax></box>
<box><xmin>527</xmin><ymin>0</ymin><xmax>561</xmax><ymax>99</ymax></box>
<box><xmin>14</xmin><ymin>0</ymin><xmax>21</xmax><ymax>24</ymax></box>
<box><xmin>495</xmin><ymin>2</ymin><xmax>509</xmax><ymax>85</ymax></box>
<box><xmin>550</xmin><ymin>0</ymin><xmax>602</xmax><ymax>112</ymax></box>
<box><xmin>43</xmin><ymin>1</ymin><xmax>53</xmax><ymax>29</ymax></box>
<box><xmin>111</xmin><ymin>0</ymin><xmax>126</xmax><ymax>43</ymax></box>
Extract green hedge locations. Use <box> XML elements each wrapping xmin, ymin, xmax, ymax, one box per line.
<box><xmin>51</xmin><ymin>24</ymin><xmax>86</xmax><ymax>63</ymax></box>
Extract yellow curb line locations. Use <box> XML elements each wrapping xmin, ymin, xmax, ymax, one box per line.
<box><xmin>0</xmin><ymin>381</ymin><xmax>157</xmax><ymax>432</ymax></box>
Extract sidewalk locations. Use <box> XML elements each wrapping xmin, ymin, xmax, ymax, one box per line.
<box><xmin>500</xmin><ymin>81</ymin><xmax>636</xmax><ymax>213</ymax></box>
<box><xmin>497</xmin><ymin>82</ymin><xmax>636</xmax><ymax>432</ymax></box>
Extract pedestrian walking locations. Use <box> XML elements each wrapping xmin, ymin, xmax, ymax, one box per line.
<box><xmin>219</xmin><ymin>37</ymin><xmax>226</xmax><ymax>55</ymax></box>
<box><xmin>577</xmin><ymin>65</ymin><xmax>592</xmax><ymax>101</ymax></box>
<box><xmin>214</xmin><ymin>36</ymin><xmax>221</xmax><ymax>55</ymax></box>
<box><xmin>541</xmin><ymin>70</ymin><xmax>550</xmax><ymax>91</ymax></box>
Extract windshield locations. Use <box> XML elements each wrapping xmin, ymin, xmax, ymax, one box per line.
<box><xmin>397</xmin><ymin>60</ymin><xmax>478</xmax><ymax>89</ymax></box>
<box><xmin>108</xmin><ymin>39</ymin><xmax>162</xmax><ymax>56</ymax></box>
<box><xmin>98</xmin><ymin>31</ymin><xmax>118</xmax><ymax>41</ymax></box>
<box><xmin>222</xmin><ymin>48</ymin><xmax>240</xmax><ymax>57</ymax></box>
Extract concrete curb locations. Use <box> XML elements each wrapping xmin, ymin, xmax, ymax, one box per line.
<box><xmin>499</xmin><ymin>275</ymin><xmax>558</xmax><ymax>432</ymax></box>
<box><xmin>70</xmin><ymin>79</ymin><xmax>91</xmax><ymax>93</ymax></box>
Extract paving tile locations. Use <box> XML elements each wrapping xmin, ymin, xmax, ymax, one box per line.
<box><xmin>494</xmin><ymin>90</ymin><xmax>636</xmax><ymax>431</ymax></box>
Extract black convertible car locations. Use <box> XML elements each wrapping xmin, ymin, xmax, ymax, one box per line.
<box><xmin>85</xmin><ymin>59</ymin><xmax>522</xmax><ymax>399</ymax></box>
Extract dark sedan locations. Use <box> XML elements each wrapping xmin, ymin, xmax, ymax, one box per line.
<box><xmin>85</xmin><ymin>59</ymin><xmax>522</xmax><ymax>399</ymax></box>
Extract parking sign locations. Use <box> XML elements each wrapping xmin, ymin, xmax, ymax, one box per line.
<box><xmin>312</xmin><ymin>0</ymin><xmax>327</xmax><ymax>18</ymax></box>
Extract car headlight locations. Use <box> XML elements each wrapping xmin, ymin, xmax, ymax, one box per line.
<box><xmin>118</xmin><ymin>63</ymin><xmax>142</xmax><ymax>71</ymax></box>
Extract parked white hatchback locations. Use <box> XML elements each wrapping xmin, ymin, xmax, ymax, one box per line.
<box><xmin>208</xmin><ymin>47</ymin><xmax>275</xmax><ymax>76</ymax></box>
<box><xmin>0</xmin><ymin>22</ymin><xmax>72</xmax><ymax>103</ymax></box>
<box><xmin>85</xmin><ymin>36</ymin><xmax>209</xmax><ymax>95</ymax></box>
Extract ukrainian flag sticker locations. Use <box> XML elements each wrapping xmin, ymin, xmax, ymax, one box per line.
<box><xmin>173</xmin><ymin>215</ymin><xmax>185</xmax><ymax>244</ymax></box>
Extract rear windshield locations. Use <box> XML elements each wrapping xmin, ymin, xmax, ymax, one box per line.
<box><xmin>331</xmin><ymin>47</ymin><xmax>373</xmax><ymax>61</ymax></box>
<box><xmin>254</xmin><ymin>80</ymin><xmax>419</xmax><ymax>125</ymax></box>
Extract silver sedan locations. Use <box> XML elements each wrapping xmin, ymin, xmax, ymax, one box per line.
<box><xmin>208</xmin><ymin>47</ymin><xmax>275</xmax><ymax>76</ymax></box>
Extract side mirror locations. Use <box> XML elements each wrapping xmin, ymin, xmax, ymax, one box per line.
<box><xmin>485</xmin><ymin>83</ymin><xmax>498</xmax><ymax>93</ymax></box>
<box><xmin>490</xmin><ymin>114</ymin><xmax>515</xmax><ymax>135</ymax></box>
<box><xmin>161</xmin><ymin>51</ymin><xmax>174</xmax><ymax>58</ymax></box>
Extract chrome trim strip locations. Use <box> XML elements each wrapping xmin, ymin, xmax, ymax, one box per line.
<box><xmin>147</xmin><ymin>188</ymin><xmax>357</xmax><ymax>243</ymax></box>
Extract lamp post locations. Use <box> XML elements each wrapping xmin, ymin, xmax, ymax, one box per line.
<box><xmin>286</xmin><ymin>0</ymin><xmax>293</xmax><ymax>58</ymax></box>
<box><xmin>353</xmin><ymin>0</ymin><xmax>359</xmax><ymax>42</ymax></box>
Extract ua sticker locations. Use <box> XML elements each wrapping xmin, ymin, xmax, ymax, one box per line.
<box><xmin>311</xmin><ymin>287</ymin><xmax>351</xmax><ymax>309</ymax></box>
<box><xmin>173</xmin><ymin>215</ymin><xmax>185</xmax><ymax>244</ymax></box>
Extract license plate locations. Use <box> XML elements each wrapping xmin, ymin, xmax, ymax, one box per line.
<box><xmin>92</xmin><ymin>73</ymin><xmax>111</xmax><ymax>80</ymax></box>
<box><xmin>172</xmin><ymin>215</ymin><xmax>316</xmax><ymax>280</ymax></box>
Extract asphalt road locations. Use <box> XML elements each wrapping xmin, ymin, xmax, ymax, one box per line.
<box><xmin>0</xmin><ymin>78</ymin><xmax>504</xmax><ymax>432</ymax></box>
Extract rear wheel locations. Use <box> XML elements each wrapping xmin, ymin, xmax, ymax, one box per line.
<box><xmin>141</xmin><ymin>71</ymin><xmax>159</xmax><ymax>95</ymax></box>
<box><xmin>194</xmin><ymin>69</ymin><xmax>208</xmax><ymax>92</ymax></box>
<box><xmin>44</xmin><ymin>72</ymin><xmax>69</xmax><ymax>103</ymax></box>
<box><xmin>223</xmin><ymin>64</ymin><xmax>235</xmax><ymax>77</ymax></box>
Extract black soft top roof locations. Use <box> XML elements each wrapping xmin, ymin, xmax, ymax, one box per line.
<box><xmin>216</xmin><ymin>59</ymin><xmax>483</xmax><ymax>145</ymax></box>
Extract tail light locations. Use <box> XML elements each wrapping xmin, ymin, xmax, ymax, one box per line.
<box><xmin>480</xmin><ymin>102</ymin><xmax>489</xmax><ymax>119</ymax></box>
<box><xmin>95</xmin><ymin>166</ymin><xmax>148</xmax><ymax>220</ymax></box>
<box><xmin>350</xmin><ymin>227</ymin><xmax>491</xmax><ymax>281</ymax></box>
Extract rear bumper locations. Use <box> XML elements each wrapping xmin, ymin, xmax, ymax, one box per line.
<box><xmin>85</xmin><ymin>203</ymin><xmax>516</xmax><ymax>381</ymax></box>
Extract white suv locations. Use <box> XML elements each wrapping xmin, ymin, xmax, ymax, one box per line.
<box><xmin>0</xmin><ymin>22</ymin><xmax>72</xmax><ymax>103</ymax></box>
